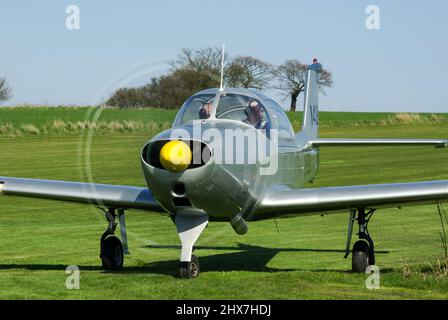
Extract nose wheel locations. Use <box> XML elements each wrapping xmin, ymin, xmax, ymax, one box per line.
<box><xmin>179</xmin><ymin>254</ymin><xmax>200</xmax><ymax>279</ymax></box>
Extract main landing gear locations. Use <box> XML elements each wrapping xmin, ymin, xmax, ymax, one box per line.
<box><xmin>100</xmin><ymin>208</ymin><xmax>130</xmax><ymax>270</ymax></box>
<box><xmin>344</xmin><ymin>208</ymin><xmax>376</xmax><ymax>273</ymax></box>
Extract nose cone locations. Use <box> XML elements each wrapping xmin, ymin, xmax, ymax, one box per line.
<box><xmin>159</xmin><ymin>140</ymin><xmax>192</xmax><ymax>172</ymax></box>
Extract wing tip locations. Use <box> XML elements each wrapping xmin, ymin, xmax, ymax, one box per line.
<box><xmin>435</xmin><ymin>140</ymin><xmax>448</xmax><ymax>148</ymax></box>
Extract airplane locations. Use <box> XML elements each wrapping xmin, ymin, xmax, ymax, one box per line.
<box><xmin>1</xmin><ymin>59</ymin><xmax>447</xmax><ymax>279</ymax></box>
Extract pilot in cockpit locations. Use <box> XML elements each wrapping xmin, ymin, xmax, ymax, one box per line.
<box><xmin>199</xmin><ymin>102</ymin><xmax>212</xmax><ymax>119</ymax></box>
<box><xmin>244</xmin><ymin>100</ymin><xmax>270</xmax><ymax>131</ymax></box>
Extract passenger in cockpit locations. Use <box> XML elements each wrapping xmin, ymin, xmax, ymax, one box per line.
<box><xmin>199</xmin><ymin>102</ymin><xmax>212</xmax><ymax>119</ymax></box>
<box><xmin>244</xmin><ymin>100</ymin><xmax>269</xmax><ymax>130</ymax></box>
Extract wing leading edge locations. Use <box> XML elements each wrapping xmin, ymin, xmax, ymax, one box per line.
<box><xmin>256</xmin><ymin>180</ymin><xmax>448</xmax><ymax>219</ymax></box>
<box><xmin>0</xmin><ymin>177</ymin><xmax>163</xmax><ymax>211</ymax></box>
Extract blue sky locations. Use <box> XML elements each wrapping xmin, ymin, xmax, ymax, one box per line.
<box><xmin>1</xmin><ymin>1</ymin><xmax>447</xmax><ymax>112</ymax></box>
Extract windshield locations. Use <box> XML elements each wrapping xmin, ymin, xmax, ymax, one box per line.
<box><xmin>216</xmin><ymin>93</ymin><xmax>270</xmax><ymax>130</ymax></box>
<box><xmin>174</xmin><ymin>92</ymin><xmax>272</xmax><ymax>132</ymax></box>
<box><xmin>175</xmin><ymin>93</ymin><xmax>216</xmax><ymax>125</ymax></box>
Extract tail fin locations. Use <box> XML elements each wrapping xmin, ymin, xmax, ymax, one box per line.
<box><xmin>302</xmin><ymin>59</ymin><xmax>322</xmax><ymax>140</ymax></box>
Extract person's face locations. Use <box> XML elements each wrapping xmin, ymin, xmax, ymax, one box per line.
<box><xmin>201</xmin><ymin>103</ymin><xmax>212</xmax><ymax>119</ymax></box>
<box><xmin>253</xmin><ymin>106</ymin><xmax>263</xmax><ymax>121</ymax></box>
<box><xmin>249</xmin><ymin>102</ymin><xmax>263</xmax><ymax>122</ymax></box>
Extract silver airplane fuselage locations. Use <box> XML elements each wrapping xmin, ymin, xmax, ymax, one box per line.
<box><xmin>140</xmin><ymin>89</ymin><xmax>319</xmax><ymax>228</ymax></box>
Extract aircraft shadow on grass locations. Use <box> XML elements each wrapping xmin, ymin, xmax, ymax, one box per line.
<box><xmin>140</xmin><ymin>243</ymin><xmax>391</xmax><ymax>276</ymax></box>
<box><xmin>0</xmin><ymin>243</ymin><xmax>390</xmax><ymax>277</ymax></box>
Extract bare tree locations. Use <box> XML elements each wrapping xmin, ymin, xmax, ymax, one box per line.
<box><xmin>0</xmin><ymin>78</ymin><xmax>12</xmax><ymax>103</ymax></box>
<box><xmin>170</xmin><ymin>47</ymin><xmax>228</xmax><ymax>81</ymax></box>
<box><xmin>273</xmin><ymin>60</ymin><xmax>332</xmax><ymax>111</ymax></box>
<box><xmin>225</xmin><ymin>56</ymin><xmax>272</xmax><ymax>90</ymax></box>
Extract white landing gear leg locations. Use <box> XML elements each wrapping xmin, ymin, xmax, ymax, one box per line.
<box><xmin>175</xmin><ymin>215</ymin><xmax>208</xmax><ymax>279</ymax></box>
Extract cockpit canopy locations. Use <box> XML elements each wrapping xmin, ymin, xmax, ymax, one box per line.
<box><xmin>172</xmin><ymin>88</ymin><xmax>295</xmax><ymax>139</ymax></box>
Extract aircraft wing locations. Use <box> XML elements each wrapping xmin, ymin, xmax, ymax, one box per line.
<box><xmin>0</xmin><ymin>176</ymin><xmax>163</xmax><ymax>211</ymax></box>
<box><xmin>256</xmin><ymin>180</ymin><xmax>448</xmax><ymax>218</ymax></box>
<box><xmin>309</xmin><ymin>138</ymin><xmax>447</xmax><ymax>148</ymax></box>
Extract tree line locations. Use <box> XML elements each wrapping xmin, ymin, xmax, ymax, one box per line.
<box><xmin>0</xmin><ymin>47</ymin><xmax>333</xmax><ymax>111</ymax></box>
<box><xmin>107</xmin><ymin>47</ymin><xmax>333</xmax><ymax>111</ymax></box>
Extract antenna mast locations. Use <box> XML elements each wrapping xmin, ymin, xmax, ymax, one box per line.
<box><xmin>219</xmin><ymin>43</ymin><xmax>225</xmax><ymax>91</ymax></box>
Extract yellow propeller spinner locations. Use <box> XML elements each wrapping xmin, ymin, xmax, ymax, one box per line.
<box><xmin>159</xmin><ymin>140</ymin><xmax>192</xmax><ymax>172</ymax></box>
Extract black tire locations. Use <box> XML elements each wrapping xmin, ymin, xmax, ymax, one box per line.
<box><xmin>101</xmin><ymin>236</ymin><xmax>124</xmax><ymax>270</ymax></box>
<box><xmin>352</xmin><ymin>240</ymin><xmax>370</xmax><ymax>273</ymax></box>
<box><xmin>179</xmin><ymin>255</ymin><xmax>200</xmax><ymax>279</ymax></box>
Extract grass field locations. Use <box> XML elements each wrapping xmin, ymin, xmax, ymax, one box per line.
<box><xmin>0</xmin><ymin>107</ymin><xmax>448</xmax><ymax>299</ymax></box>
<box><xmin>1</xmin><ymin>106</ymin><xmax>447</xmax><ymax>137</ymax></box>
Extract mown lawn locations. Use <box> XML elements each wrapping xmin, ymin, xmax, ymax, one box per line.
<box><xmin>0</xmin><ymin>108</ymin><xmax>447</xmax><ymax>299</ymax></box>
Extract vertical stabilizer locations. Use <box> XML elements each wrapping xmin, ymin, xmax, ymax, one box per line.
<box><xmin>302</xmin><ymin>59</ymin><xmax>322</xmax><ymax>139</ymax></box>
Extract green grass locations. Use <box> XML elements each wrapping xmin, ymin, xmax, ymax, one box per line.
<box><xmin>0</xmin><ymin>106</ymin><xmax>177</xmax><ymax>128</ymax></box>
<box><xmin>0</xmin><ymin>108</ymin><xmax>448</xmax><ymax>299</ymax></box>
<box><xmin>0</xmin><ymin>106</ymin><xmax>447</xmax><ymax>137</ymax></box>
<box><xmin>287</xmin><ymin>111</ymin><xmax>448</xmax><ymax>126</ymax></box>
